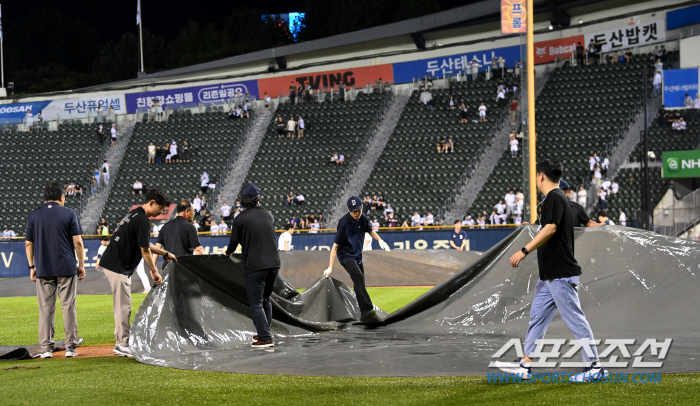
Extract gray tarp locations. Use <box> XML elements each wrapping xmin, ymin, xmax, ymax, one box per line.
<box><xmin>129</xmin><ymin>226</ymin><xmax>700</xmax><ymax>376</ymax></box>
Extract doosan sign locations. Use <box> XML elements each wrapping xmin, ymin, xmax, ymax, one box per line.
<box><xmin>662</xmin><ymin>150</ymin><xmax>700</xmax><ymax>179</ymax></box>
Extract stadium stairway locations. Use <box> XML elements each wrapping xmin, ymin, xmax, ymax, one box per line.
<box><xmin>80</xmin><ymin>125</ymin><xmax>134</xmax><ymax>234</ymax></box>
<box><xmin>443</xmin><ymin>69</ymin><xmax>555</xmax><ymax>223</ymax></box>
<box><xmin>326</xmin><ymin>93</ymin><xmax>410</xmax><ymax>226</ymax></box>
<box><xmin>211</xmin><ymin>109</ymin><xmax>274</xmax><ymax>221</ymax></box>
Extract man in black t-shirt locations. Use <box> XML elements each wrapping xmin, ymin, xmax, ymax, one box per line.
<box><xmin>154</xmin><ymin>200</ymin><xmax>204</xmax><ymax>269</ymax></box>
<box><xmin>559</xmin><ymin>180</ymin><xmax>601</xmax><ymax>227</ymax></box>
<box><xmin>496</xmin><ymin>159</ymin><xmax>608</xmax><ymax>383</ymax></box>
<box><xmin>576</xmin><ymin>42</ymin><xmax>585</xmax><ymax>67</ymax></box>
<box><xmin>99</xmin><ymin>189</ymin><xmax>176</xmax><ymax>358</ymax></box>
<box><xmin>224</xmin><ymin>184</ymin><xmax>280</xmax><ymax>348</ymax></box>
<box><xmin>324</xmin><ymin>196</ymin><xmax>391</xmax><ymax>322</ymax></box>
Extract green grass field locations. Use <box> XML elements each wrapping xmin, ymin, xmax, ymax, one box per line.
<box><xmin>1</xmin><ymin>289</ymin><xmax>699</xmax><ymax>405</ymax></box>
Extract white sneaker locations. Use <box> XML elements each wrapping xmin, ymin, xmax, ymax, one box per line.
<box><xmin>572</xmin><ymin>362</ymin><xmax>609</xmax><ymax>383</ymax></box>
<box><xmin>113</xmin><ymin>344</ymin><xmax>134</xmax><ymax>358</ymax></box>
<box><xmin>494</xmin><ymin>358</ymin><xmax>531</xmax><ymax>379</ymax></box>
<box><xmin>65</xmin><ymin>348</ymin><xmax>78</xmax><ymax>358</ymax></box>
<box><xmin>39</xmin><ymin>351</ymin><xmax>53</xmax><ymax>359</ymax></box>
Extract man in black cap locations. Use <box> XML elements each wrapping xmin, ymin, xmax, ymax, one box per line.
<box><xmin>153</xmin><ymin>200</ymin><xmax>204</xmax><ymax>269</ymax></box>
<box><xmin>224</xmin><ymin>183</ymin><xmax>280</xmax><ymax>348</ymax></box>
<box><xmin>324</xmin><ymin>196</ymin><xmax>391</xmax><ymax>322</ymax></box>
<box><xmin>559</xmin><ymin>180</ymin><xmax>601</xmax><ymax>228</ymax></box>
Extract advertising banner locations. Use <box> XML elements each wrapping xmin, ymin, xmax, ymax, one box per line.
<box><xmin>662</xmin><ymin>68</ymin><xmax>699</xmax><ymax>108</ymax></box>
<box><xmin>41</xmin><ymin>95</ymin><xmax>126</xmax><ymax>119</ymax></box>
<box><xmin>257</xmin><ymin>64</ymin><xmax>393</xmax><ymax>98</ymax></box>
<box><xmin>666</xmin><ymin>4</ymin><xmax>700</xmax><ymax>31</ymax></box>
<box><xmin>391</xmin><ymin>45</ymin><xmax>520</xmax><ymax>83</ymax></box>
<box><xmin>584</xmin><ymin>19</ymin><xmax>666</xmax><ymax>53</ymax></box>
<box><xmin>0</xmin><ymin>100</ymin><xmax>53</xmax><ymax>124</ymax></box>
<box><xmin>662</xmin><ymin>150</ymin><xmax>700</xmax><ymax>179</ymax></box>
<box><xmin>501</xmin><ymin>0</ymin><xmax>527</xmax><ymax>34</ymax></box>
<box><xmin>0</xmin><ymin>228</ymin><xmax>513</xmax><ymax>277</ymax></box>
<box><xmin>534</xmin><ymin>35</ymin><xmax>585</xmax><ymax>64</ymax></box>
<box><xmin>125</xmin><ymin>79</ymin><xmax>259</xmax><ymax>113</ymax></box>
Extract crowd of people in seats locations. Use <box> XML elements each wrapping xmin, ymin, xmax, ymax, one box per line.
<box><xmin>436</xmin><ymin>138</ymin><xmax>455</xmax><ymax>153</ymax></box>
<box><xmin>65</xmin><ymin>182</ymin><xmax>83</xmax><ymax>196</ymax></box>
<box><xmin>286</xmin><ymin>214</ymin><xmax>325</xmax><ymax>232</ymax></box>
<box><xmin>275</xmin><ymin>115</ymin><xmax>305</xmax><ymax>139</ymax></box>
<box><xmin>146</xmin><ymin>140</ymin><xmax>193</xmax><ymax>164</ymax></box>
<box><xmin>228</xmin><ymin>104</ymin><xmax>251</xmax><ymax>119</ymax></box>
<box><xmin>657</xmin><ymin>104</ymin><xmax>697</xmax><ymax>132</ymax></box>
<box><xmin>284</xmin><ymin>191</ymin><xmax>307</xmax><ymax>206</ymax></box>
<box><xmin>328</xmin><ymin>153</ymin><xmax>345</xmax><ymax>164</ymax></box>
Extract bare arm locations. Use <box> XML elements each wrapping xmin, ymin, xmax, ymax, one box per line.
<box><xmin>363</xmin><ymin>237</ymin><xmax>371</xmax><ymax>250</ymax></box>
<box><xmin>152</xmin><ymin>242</ymin><xmax>163</xmax><ymax>264</ymax></box>
<box><xmin>510</xmin><ymin>223</ymin><xmax>557</xmax><ymax>268</ymax></box>
<box><xmin>586</xmin><ymin>220</ymin><xmax>603</xmax><ymax>227</ymax></box>
<box><xmin>72</xmin><ymin>235</ymin><xmax>86</xmax><ymax>280</ymax></box>
<box><xmin>369</xmin><ymin>230</ymin><xmax>382</xmax><ymax>241</ymax></box>
<box><xmin>194</xmin><ymin>246</ymin><xmax>204</xmax><ymax>255</ymax></box>
<box><xmin>25</xmin><ymin>241</ymin><xmax>36</xmax><ymax>282</ymax></box>
<box><xmin>328</xmin><ymin>243</ymin><xmax>339</xmax><ymax>269</ymax></box>
<box><xmin>449</xmin><ymin>240</ymin><xmax>460</xmax><ymax>250</ymax></box>
<box><xmin>141</xmin><ymin>246</ymin><xmax>162</xmax><ymax>285</ymax></box>
<box><xmin>460</xmin><ymin>239</ymin><xmax>467</xmax><ymax>250</ymax></box>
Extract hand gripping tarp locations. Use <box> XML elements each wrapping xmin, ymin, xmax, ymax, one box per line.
<box><xmin>130</xmin><ymin>226</ymin><xmax>700</xmax><ymax>376</ymax></box>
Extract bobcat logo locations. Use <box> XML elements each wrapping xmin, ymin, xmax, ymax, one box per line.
<box><xmin>536</xmin><ymin>47</ymin><xmax>547</xmax><ymax>56</ymax></box>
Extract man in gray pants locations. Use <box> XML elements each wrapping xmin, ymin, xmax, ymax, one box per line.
<box><xmin>25</xmin><ymin>182</ymin><xmax>86</xmax><ymax>358</ymax></box>
<box><xmin>98</xmin><ymin>189</ymin><xmax>175</xmax><ymax>357</ymax></box>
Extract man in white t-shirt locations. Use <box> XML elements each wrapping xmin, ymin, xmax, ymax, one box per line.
<box><xmin>210</xmin><ymin>222</ymin><xmax>220</xmax><ymax>235</ymax></box>
<box><xmin>132</xmin><ymin>180</ymin><xmax>143</xmax><ymax>195</ymax></box>
<box><xmin>94</xmin><ymin>237</ymin><xmax>110</xmax><ymax>270</ymax></box>
<box><xmin>371</xmin><ymin>218</ymin><xmax>380</xmax><ymax>231</ymax></box>
<box><xmin>588</xmin><ymin>156</ymin><xmax>596</xmax><ymax>177</ymax></box>
<box><xmin>601</xmin><ymin>180</ymin><xmax>611</xmax><ymax>192</ymax></box>
<box><xmin>504</xmin><ymin>191</ymin><xmax>516</xmax><ymax>216</ymax></box>
<box><xmin>110</xmin><ymin>124</ymin><xmax>117</xmax><ymax>147</ymax></box>
<box><xmin>425</xmin><ymin>212</ymin><xmax>435</xmax><ymax>226</ymax></box>
<box><xmin>514</xmin><ymin>215</ymin><xmax>522</xmax><ymax>226</ymax></box>
<box><xmin>515</xmin><ymin>190</ymin><xmax>524</xmax><ymax>214</ymax></box>
<box><xmin>297</xmin><ymin>116</ymin><xmax>305</xmax><ymax>138</ymax></box>
<box><xmin>193</xmin><ymin>195</ymin><xmax>202</xmax><ymax>214</ymax></box>
<box><xmin>578</xmin><ymin>186</ymin><xmax>588</xmax><ymax>210</ymax></box>
<box><xmin>363</xmin><ymin>233</ymin><xmax>373</xmax><ymax>251</ymax></box>
<box><xmin>296</xmin><ymin>193</ymin><xmax>305</xmax><ymax>205</ymax></box>
<box><xmin>221</xmin><ymin>202</ymin><xmax>232</xmax><ymax>221</ymax></box>
<box><xmin>309</xmin><ymin>219</ymin><xmax>320</xmax><ymax>234</ymax></box>
<box><xmin>278</xmin><ymin>226</ymin><xmax>294</xmax><ymax>251</ymax></box>
<box><xmin>618</xmin><ymin>210</ymin><xmax>627</xmax><ymax>226</ymax></box>
<box><xmin>598</xmin><ymin>188</ymin><xmax>607</xmax><ymax>210</ymax></box>
<box><xmin>652</xmin><ymin>71</ymin><xmax>662</xmax><ymax>97</ymax></box>
<box><xmin>478</xmin><ymin>103</ymin><xmax>487</xmax><ymax>122</ymax></box>
<box><xmin>510</xmin><ymin>137</ymin><xmax>518</xmax><ymax>158</ymax></box>
<box><xmin>411</xmin><ymin>212</ymin><xmax>421</xmax><ymax>227</ymax></box>
<box><xmin>102</xmin><ymin>160</ymin><xmax>110</xmax><ymax>184</ymax></box>
<box><xmin>611</xmin><ymin>181</ymin><xmax>619</xmax><ymax>194</ymax></box>
<box><xmin>601</xmin><ymin>156</ymin><xmax>610</xmax><ymax>178</ymax></box>
<box><xmin>494</xmin><ymin>200</ymin><xmax>506</xmax><ymax>215</ymax></box>
<box><xmin>219</xmin><ymin>220</ymin><xmax>229</xmax><ymax>233</ymax></box>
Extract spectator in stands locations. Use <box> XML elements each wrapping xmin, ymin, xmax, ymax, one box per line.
<box><xmin>371</xmin><ymin>218</ymin><xmax>379</xmax><ymax>232</ymax></box>
<box><xmin>286</xmin><ymin>216</ymin><xmax>299</xmax><ymax>229</ymax></box>
<box><xmin>676</xmin><ymin>117</ymin><xmax>687</xmax><ymax>132</ymax></box>
<box><xmin>490</xmin><ymin>211</ymin><xmax>498</xmax><ymax>225</ymax></box>
<box><xmin>164</xmin><ymin>143</ymin><xmax>171</xmax><ymax>163</ymax></box>
<box><xmin>515</xmin><ymin>190</ymin><xmax>524</xmax><ymax>214</ymax></box>
<box><xmin>286</xmin><ymin>116</ymin><xmax>297</xmax><ymax>138</ymax></box>
<box><xmin>505</xmin><ymin>190</ymin><xmax>516</xmax><ymax>216</ymax></box>
<box><xmin>618</xmin><ymin>210</ymin><xmax>627</xmax><ymax>226</ymax></box>
<box><xmin>446</xmin><ymin>137</ymin><xmax>454</xmax><ymax>153</ymax></box>
<box><xmin>448</xmin><ymin>96</ymin><xmax>455</xmax><ymax>110</ymax></box>
<box><xmin>693</xmin><ymin>93</ymin><xmax>700</xmax><ymax>110</ymax></box>
<box><xmin>201</xmin><ymin>210</ymin><xmax>213</xmax><ymax>232</ymax></box>
<box><xmin>385</xmin><ymin>212</ymin><xmax>398</xmax><ymax>227</ymax></box>
<box><xmin>310</xmin><ymin>219</ymin><xmax>320</xmax><ymax>233</ymax></box>
<box><xmin>576</xmin><ymin>42</ymin><xmax>585</xmax><ymax>67</ymax></box>
<box><xmin>170</xmin><ymin>141</ymin><xmax>178</xmax><ymax>162</ymax></box>
<box><xmin>133</xmin><ymin>180</ymin><xmax>143</xmax><ymax>195</ymax></box>
<box><xmin>463</xmin><ymin>215</ymin><xmax>475</xmax><ymax>228</ymax></box>
<box><xmin>437</xmin><ymin>139</ymin><xmax>447</xmax><ymax>153</ymax></box>
<box><xmin>156</xmin><ymin>145</ymin><xmax>165</xmax><ymax>163</ymax></box>
<box><xmin>298</xmin><ymin>116</ymin><xmax>305</xmax><ymax>138</ymax></box>
<box><xmin>469</xmin><ymin>58</ymin><xmax>480</xmax><ymax>81</ymax></box>
<box><xmin>684</xmin><ymin>94</ymin><xmax>693</xmax><ymax>108</ymax></box>
<box><xmin>97</xmin><ymin>124</ymin><xmax>105</xmax><ymax>141</ymax></box>
<box><xmin>577</xmin><ymin>186</ymin><xmax>588</xmax><ymax>210</ymax></box>
<box><xmin>597</xmin><ymin>209</ymin><xmax>615</xmax><ymax>225</ymax></box>
<box><xmin>654</xmin><ymin>58</ymin><xmax>663</xmax><ymax>73</ymax></box>
<box><xmin>601</xmin><ymin>155</ymin><xmax>609</xmax><ymax>178</ymax></box>
<box><xmin>383</xmin><ymin>204</ymin><xmax>394</xmax><ymax>217</ymax></box>
<box><xmin>509</xmin><ymin>99</ymin><xmax>519</xmax><ymax>124</ymax></box>
<box><xmin>181</xmin><ymin>141</ymin><xmax>191</xmax><ymax>162</ymax></box>
<box><xmin>147</xmin><ymin>142</ymin><xmax>156</xmax><ymax>164</ymax></box>
<box><xmin>110</xmin><ymin>124</ymin><xmax>117</xmax><ymax>147</ymax></box>
<box><xmin>276</xmin><ymin>116</ymin><xmax>286</xmax><ymax>138</ymax></box>
<box><xmin>328</xmin><ymin>153</ymin><xmax>339</xmax><ymax>165</ymax></box>
<box><xmin>296</xmin><ymin>192</ymin><xmax>305</xmax><ymax>206</ymax></box>
<box><xmin>420</xmin><ymin>90</ymin><xmax>434</xmax><ymax>110</ymax></box>
<box><xmin>289</xmin><ymin>82</ymin><xmax>297</xmax><ymax>104</ymax></box>
<box><xmin>509</xmin><ymin>134</ymin><xmax>518</xmax><ymax>158</ymax></box>
<box><xmin>3</xmin><ymin>227</ymin><xmax>16</xmax><ymax>238</ymax></box>
<box><xmin>338</xmin><ymin>154</ymin><xmax>345</xmax><ymax>164</ymax></box>
<box><xmin>494</xmin><ymin>200</ymin><xmax>506</xmax><ymax>217</ymax></box>
<box><xmin>193</xmin><ymin>195</ymin><xmax>202</xmax><ymax>215</ymax></box>
<box><xmin>514</xmin><ymin>213</ymin><xmax>522</xmax><ymax>226</ymax></box>
<box><xmin>151</xmin><ymin>99</ymin><xmax>163</xmax><ymax>121</ymax></box>
<box><xmin>607</xmin><ymin>51</ymin><xmax>618</xmax><ymax>64</ymax></box>
<box><xmin>425</xmin><ymin>211</ymin><xmax>435</xmax><ymax>226</ymax></box>
<box><xmin>496</xmin><ymin>86</ymin><xmax>506</xmax><ymax>107</ymax></box>
<box><xmin>598</xmin><ymin>188</ymin><xmax>607</xmax><ymax>210</ymax></box>
<box><xmin>221</xmin><ymin>202</ymin><xmax>232</xmax><ymax>221</ymax></box>
<box><xmin>478</xmin><ymin>103</ymin><xmax>487</xmax><ymax>122</ymax></box>
<box><xmin>219</xmin><ymin>220</ymin><xmax>229</xmax><ymax>234</ymax></box>
<box><xmin>426</xmin><ymin>75</ymin><xmax>434</xmax><ymax>89</ymax></box>
<box><xmin>210</xmin><ymin>221</ymin><xmax>220</xmax><ymax>235</ymax></box>
<box><xmin>477</xmin><ymin>216</ymin><xmax>486</xmax><ymax>228</ymax></box>
<box><xmin>611</xmin><ymin>181</ymin><xmax>619</xmax><ymax>194</ymax></box>
<box><xmin>67</xmin><ymin>183</ymin><xmax>76</xmax><ymax>196</ymax></box>
<box><xmin>593</xmin><ymin>165</ymin><xmax>602</xmax><ymax>187</ymax></box>
<box><xmin>285</xmin><ymin>191</ymin><xmax>295</xmax><ymax>206</ymax></box>
<box><xmin>264</xmin><ymin>93</ymin><xmax>271</xmax><ymax>111</ymax></box>
<box><xmin>228</xmin><ymin>106</ymin><xmax>236</xmax><ymax>119</ymax></box>
<box><xmin>193</xmin><ymin>219</ymin><xmax>200</xmax><ymax>231</ymax></box>
<box><xmin>200</xmin><ymin>172</ymin><xmax>209</xmax><ymax>195</ymax></box>
<box><xmin>201</xmin><ymin>196</ymin><xmax>208</xmax><ymax>213</ymax></box>
<box><xmin>498</xmin><ymin>55</ymin><xmax>505</xmax><ymax>74</ymax></box>
<box><xmin>75</xmin><ymin>184</ymin><xmax>82</xmax><ymax>195</ymax></box>
<box><xmin>102</xmin><ymin>160</ymin><xmax>110</xmax><ymax>184</ymax></box>
<box><xmin>411</xmin><ymin>212</ymin><xmax>421</xmax><ymax>227</ymax></box>
<box><xmin>459</xmin><ymin>103</ymin><xmax>468</xmax><ymax>123</ymax></box>
<box><xmin>622</xmin><ymin>49</ymin><xmax>633</xmax><ymax>63</ymax></box>
<box><xmin>652</xmin><ymin>70</ymin><xmax>662</xmax><ymax>97</ymax></box>
<box><xmin>587</xmin><ymin>39</ymin><xmax>597</xmax><ymax>65</ymax></box>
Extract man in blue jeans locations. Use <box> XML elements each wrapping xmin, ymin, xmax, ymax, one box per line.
<box><xmin>495</xmin><ymin>158</ymin><xmax>608</xmax><ymax>383</ymax></box>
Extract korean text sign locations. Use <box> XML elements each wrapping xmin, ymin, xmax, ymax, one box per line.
<box><xmin>584</xmin><ymin>20</ymin><xmax>666</xmax><ymax>54</ymax></box>
<box><xmin>501</xmin><ymin>0</ymin><xmax>527</xmax><ymax>34</ymax></box>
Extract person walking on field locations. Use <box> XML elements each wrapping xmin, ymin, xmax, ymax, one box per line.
<box><xmin>495</xmin><ymin>158</ymin><xmax>608</xmax><ymax>383</ymax></box>
<box><xmin>98</xmin><ymin>189</ymin><xmax>176</xmax><ymax>358</ymax></box>
<box><xmin>224</xmin><ymin>184</ymin><xmax>280</xmax><ymax>348</ymax></box>
<box><xmin>25</xmin><ymin>182</ymin><xmax>86</xmax><ymax>358</ymax></box>
<box><xmin>324</xmin><ymin>196</ymin><xmax>391</xmax><ymax>322</ymax></box>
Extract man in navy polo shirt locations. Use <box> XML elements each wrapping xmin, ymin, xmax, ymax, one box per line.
<box><xmin>449</xmin><ymin>220</ymin><xmax>469</xmax><ymax>251</ymax></box>
<box><xmin>324</xmin><ymin>196</ymin><xmax>391</xmax><ymax>322</ymax></box>
<box><xmin>26</xmin><ymin>182</ymin><xmax>86</xmax><ymax>358</ymax></box>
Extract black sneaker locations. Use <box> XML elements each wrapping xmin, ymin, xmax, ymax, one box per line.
<box><xmin>251</xmin><ymin>339</ymin><xmax>274</xmax><ymax>348</ymax></box>
<box><xmin>360</xmin><ymin>309</ymin><xmax>377</xmax><ymax>322</ymax></box>
<box><xmin>572</xmin><ymin>361</ymin><xmax>609</xmax><ymax>383</ymax></box>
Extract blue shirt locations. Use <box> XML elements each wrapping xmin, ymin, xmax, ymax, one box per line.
<box><xmin>334</xmin><ymin>213</ymin><xmax>373</xmax><ymax>265</ymax></box>
<box><xmin>449</xmin><ymin>230</ymin><xmax>468</xmax><ymax>249</ymax></box>
<box><xmin>26</xmin><ymin>203</ymin><xmax>83</xmax><ymax>277</ymax></box>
